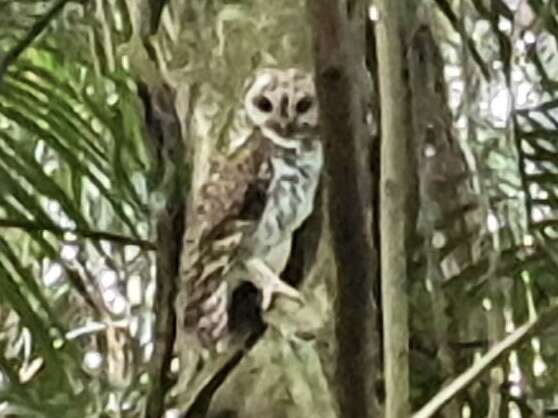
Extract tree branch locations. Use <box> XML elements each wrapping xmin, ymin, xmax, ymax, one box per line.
<box><xmin>0</xmin><ymin>218</ymin><xmax>155</xmax><ymax>250</ymax></box>
<box><xmin>413</xmin><ymin>303</ymin><xmax>558</xmax><ymax>418</ymax></box>
<box><xmin>139</xmin><ymin>83</ymin><xmax>184</xmax><ymax>418</ymax></box>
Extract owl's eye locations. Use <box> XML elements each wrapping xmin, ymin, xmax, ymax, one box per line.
<box><xmin>296</xmin><ymin>97</ymin><xmax>313</xmax><ymax>114</ymax></box>
<box><xmin>254</xmin><ymin>96</ymin><xmax>273</xmax><ymax>113</ymax></box>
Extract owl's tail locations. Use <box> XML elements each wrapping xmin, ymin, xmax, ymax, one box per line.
<box><xmin>183</xmin><ymin>274</ymin><xmax>229</xmax><ymax>348</ymax></box>
<box><xmin>181</xmin><ymin>221</ymin><xmax>251</xmax><ymax>349</ymax></box>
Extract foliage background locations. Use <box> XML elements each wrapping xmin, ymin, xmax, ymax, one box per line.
<box><xmin>2</xmin><ymin>0</ymin><xmax>558</xmax><ymax>418</ymax></box>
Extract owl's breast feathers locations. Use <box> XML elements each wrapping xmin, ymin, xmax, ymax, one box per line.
<box><xmin>182</xmin><ymin>131</ymin><xmax>274</xmax><ymax>346</ymax></box>
<box><xmin>182</xmin><ymin>130</ymin><xmax>323</xmax><ymax>347</ymax></box>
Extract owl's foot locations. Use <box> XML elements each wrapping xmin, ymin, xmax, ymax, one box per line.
<box><xmin>245</xmin><ymin>258</ymin><xmax>303</xmax><ymax>310</ymax></box>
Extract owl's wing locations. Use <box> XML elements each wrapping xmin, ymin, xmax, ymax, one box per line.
<box><xmin>181</xmin><ymin>133</ymin><xmax>272</xmax><ymax>347</ymax></box>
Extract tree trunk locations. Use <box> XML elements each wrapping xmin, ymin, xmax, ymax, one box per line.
<box><xmin>375</xmin><ymin>1</ymin><xmax>414</xmax><ymax>417</ymax></box>
<box><xmin>309</xmin><ymin>1</ymin><xmax>380</xmax><ymax>417</ymax></box>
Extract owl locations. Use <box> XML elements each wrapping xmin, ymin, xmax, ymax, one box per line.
<box><xmin>180</xmin><ymin>68</ymin><xmax>323</xmax><ymax>349</ymax></box>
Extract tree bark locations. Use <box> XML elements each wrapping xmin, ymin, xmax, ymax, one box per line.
<box><xmin>309</xmin><ymin>1</ymin><xmax>380</xmax><ymax>417</ymax></box>
<box><xmin>138</xmin><ymin>82</ymin><xmax>186</xmax><ymax>418</ymax></box>
<box><xmin>375</xmin><ymin>1</ymin><xmax>414</xmax><ymax>418</ymax></box>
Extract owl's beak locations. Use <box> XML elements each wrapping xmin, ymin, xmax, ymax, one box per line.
<box><xmin>277</xmin><ymin>121</ymin><xmax>295</xmax><ymax>137</ymax></box>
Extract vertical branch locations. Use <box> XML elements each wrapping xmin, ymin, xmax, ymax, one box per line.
<box><xmin>95</xmin><ymin>0</ymin><xmax>116</xmax><ymax>72</ymax></box>
<box><xmin>375</xmin><ymin>1</ymin><xmax>413</xmax><ymax>418</ymax></box>
<box><xmin>139</xmin><ymin>82</ymin><xmax>186</xmax><ymax>418</ymax></box>
<box><xmin>309</xmin><ymin>1</ymin><xmax>379</xmax><ymax>417</ymax></box>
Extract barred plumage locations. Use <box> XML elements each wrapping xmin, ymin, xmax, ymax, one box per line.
<box><xmin>180</xmin><ymin>68</ymin><xmax>323</xmax><ymax>348</ymax></box>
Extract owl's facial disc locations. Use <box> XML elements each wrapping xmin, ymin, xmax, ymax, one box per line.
<box><xmin>244</xmin><ymin>68</ymin><xmax>318</xmax><ymax>144</ymax></box>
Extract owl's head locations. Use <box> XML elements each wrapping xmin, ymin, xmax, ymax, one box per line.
<box><xmin>244</xmin><ymin>68</ymin><xmax>318</xmax><ymax>147</ymax></box>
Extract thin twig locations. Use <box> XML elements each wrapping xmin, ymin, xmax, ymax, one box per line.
<box><xmin>0</xmin><ymin>0</ymin><xmax>84</xmax><ymax>82</ymax></box>
<box><xmin>0</xmin><ymin>218</ymin><xmax>155</xmax><ymax>250</ymax></box>
<box><xmin>413</xmin><ymin>303</ymin><xmax>558</xmax><ymax>418</ymax></box>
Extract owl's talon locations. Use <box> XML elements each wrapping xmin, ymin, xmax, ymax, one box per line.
<box><xmin>261</xmin><ymin>289</ymin><xmax>273</xmax><ymax>311</ymax></box>
<box><xmin>245</xmin><ymin>258</ymin><xmax>303</xmax><ymax>310</ymax></box>
<box><xmin>260</xmin><ymin>279</ymin><xmax>303</xmax><ymax>311</ymax></box>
